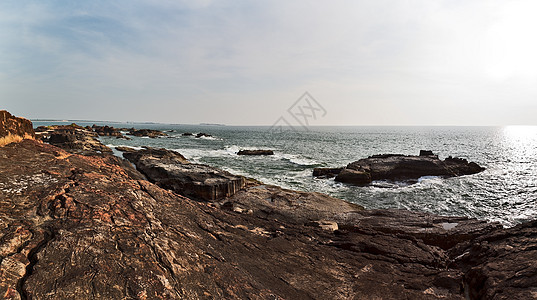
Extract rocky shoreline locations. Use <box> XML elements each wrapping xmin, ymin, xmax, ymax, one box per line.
<box><xmin>1</xmin><ymin>110</ymin><xmax>536</xmax><ymax>299</ymax></box>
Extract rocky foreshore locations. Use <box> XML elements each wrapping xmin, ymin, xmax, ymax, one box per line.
<box><xmin>1</xmin><ymin>111</ymin><xmax>536</xmax><ymax>299</ymax></box>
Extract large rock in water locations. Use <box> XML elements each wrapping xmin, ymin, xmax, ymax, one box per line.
<box><xmin>0</xmin><ymin>110</ymin><xmax>34</xmax><ymax>146</ymax></box>
<box><xmin>335</xmin><ymin>151</ymin><xmax>485</xmax><ymax>185</ymax></box>
<box><xmin>237</xmin><ymin>149</ymin><xmax>274</xmax><ymax>156</ymax></box>
<box><xmin>123</xmin><ymin>147</ymin><xmax>245</xmax><ymax>200</ymax></box>
<box><xmin>128</xmin><ymin>128</ymin><xmax>167</xmax><ymax>138</ymax></box>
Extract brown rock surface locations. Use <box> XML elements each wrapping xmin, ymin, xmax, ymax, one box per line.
<box><xmin>0</xmin><ymin>110</ymin><xmax>35</xmax><ymax>146</ymax></box>
<box><xmin>450</xmin><ymin>220</ymin><xmax>537</xmax><ymax>299</ymax></box>
<box><xmin>0</xmin><ymin>138</ymin><xmax>534</xmax><ymax>299</ymax></box>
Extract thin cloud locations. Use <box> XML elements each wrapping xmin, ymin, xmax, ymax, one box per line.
<box><xmin>1</xmin><ymin>0</ymin><xmax>536</xmax><ymax>125</ymax></box>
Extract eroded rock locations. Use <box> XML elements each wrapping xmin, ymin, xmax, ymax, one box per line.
<box><xmin>0</xmin><ymin>110</ymin><xmax>35</xmax><ymax>147</ymax></box>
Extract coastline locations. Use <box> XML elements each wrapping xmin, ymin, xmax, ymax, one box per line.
<box><xmin>1</xmin><ymin>112</ymin><xmax>536</xmax><ymax>299</ymax></box>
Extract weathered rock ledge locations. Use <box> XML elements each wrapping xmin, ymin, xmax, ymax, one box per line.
<box><xmin>121</xmin><ymin>147</ymin><xmax>246</xmax><ymax>201</ymax></box>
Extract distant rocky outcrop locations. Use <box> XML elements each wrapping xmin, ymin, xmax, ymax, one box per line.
<box><xmin>122</xmin><ymin>147</ymin><xmax>245</xmax><ymax>200</ymax></box>
<box><xmin>128</xmin><ymin>128</ymin><xmax>167</xmax><ymax>138</ymax></box>
<box><xmin>36</xmin><ymin>124</ymin><xmax>112</xmax><ymax>155</ymax></box>
<box><xmin>327</xmin><ymin>151</ymin><xmax>485</xmax><ymax>185</ymax></box>
<box><xmin>91</xmin><ymin>124</ymin><xmax>129</xmax><ymax>139</ymax></box>
<box><xmin>0</xmin><ymin>110</ymin><xmax>34</xmax><ymax>147</ymax></box>
<box><xmin>237</xmin><ymin>149</ymin><xmax>274</xmax><ymax>156</ymax></box>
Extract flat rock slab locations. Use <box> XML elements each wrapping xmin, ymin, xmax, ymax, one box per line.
<box><xmin>123</xmin><ymin>147</ymin><xmax>245</xmax><ymax>200</ymax></box>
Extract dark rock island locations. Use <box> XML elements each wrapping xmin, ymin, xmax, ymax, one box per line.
<box><xmin>0</xmin><ymin>111</ymin><xmax>535</xmax><ymax>299</ymax></box>
<box><xmin>315</xmin><ymin>151</ymin><xmax>485</xmax><ymax>186</ymax></box>
<box><xmin>237</xmin><ymin>149</ymin><xmax>274</xmax><ymax>156</ymax></box>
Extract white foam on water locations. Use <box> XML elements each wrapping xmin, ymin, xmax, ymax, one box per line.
<box><xmin>198</xmin><ymin>135</ymin><xmax>219</xmax><ymax>140</ymax></box>
<box><xmin>276</xmin><ymin>153</ymin><xmax>319</xmax><ymax>166</ymax></box>
<box><xmin>106</xmin><ymin>144</ymin><xmax>144</xmax><ymax>151</ymax></box>
<box><xmin>171</xmin><ymin>147</ymin><xmax>237</xmax><ymax>163</ymax></box>
<box><xmin>418</xmin><ymin>176</ymin><xmax>443</xmax><ymax>183</ymax></box>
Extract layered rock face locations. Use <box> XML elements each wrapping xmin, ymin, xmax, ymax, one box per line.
<box><xmin>333</xmin><ymin>152</ymin><xmax>484</xmax><ymax>185</ymax></box>
<box><xmin>122</xmin><ymin>147</ymin><xmax>245</xmax><ymax>200</ymax></box>
<box><xmin>1</xmin><ymin>140</ymin><xmax>535</xmax><ymax>299</ymax></box>
<box><xmin>0</xmin><ymin>110</ymin><xmax>34</xmax><ymax>146</ymax></box>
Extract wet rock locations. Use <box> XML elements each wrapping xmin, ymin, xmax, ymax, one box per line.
<box><xmin>182</xmin><ymin>132</ymin><xmax>193</xmax><ymax>136</ymax></box>
<box><xmin>420</xmin><ymin>150</ymin><xmax>436</xmax><ymax>156</ymax></box>
<box><xmin>195</xmin><ymin>132</ymin><xmax>211</xmax><ymax>138</ymax></box>
<box><xmin>334</xmin><ymin>169</ymin><xmax>371</xmax><ymax>185</ymax></box>
<box><xmin>334</xmin><ymin>151</ymin><xmax>484</xmax><ymax>185</ymax></box>
<box><xmin>312</xmin><ymin>167</ymin><xmax>344</xmax><ymax>178</ymax></box>
<box><xmin>123</xmin><ymin>147</ymin><xmax>245</xmax><ymax>200</ymax></box>
<box><xmin>0</xmin><ymin>110</ymin><xmax>34</xmax><ymax>147</ymax></box>
<box><xmin>237</xmin><ymin>149</ymin><xmax>274</xmax><ymax>156</ymax></box>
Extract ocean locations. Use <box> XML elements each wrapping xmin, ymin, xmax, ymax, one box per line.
<box><xmin>34</xmin><ymin>122</ymin><xmax>537</xmax><ymax>227</ymax></box>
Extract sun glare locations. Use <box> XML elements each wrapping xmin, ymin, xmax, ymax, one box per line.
<box><xmin>479</xmin><ymin>2</ymin><xmax>537</xmax><ymax>81</ymax></box>
<box><xmin>502</xmin><ymin>126</ymin><xmax>537</xmax><ymax>159</ymax></box>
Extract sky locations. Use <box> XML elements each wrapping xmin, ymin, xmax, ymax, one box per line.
<box><xmin>1</xmin><ymin>0</ymin><xmax>536</xmax><ymax>126</ymax></box>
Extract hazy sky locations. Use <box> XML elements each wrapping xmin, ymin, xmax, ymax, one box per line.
<box><xmin>1</xmin><ymin>1</ymin><xmax>536</xmax><ymax>125</ymax></box>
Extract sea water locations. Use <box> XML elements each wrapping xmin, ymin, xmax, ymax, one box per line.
<box><xmin>34</xmin><ymin>122</ymin><xmax>537</xmax><ymax>227</ymax></box>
